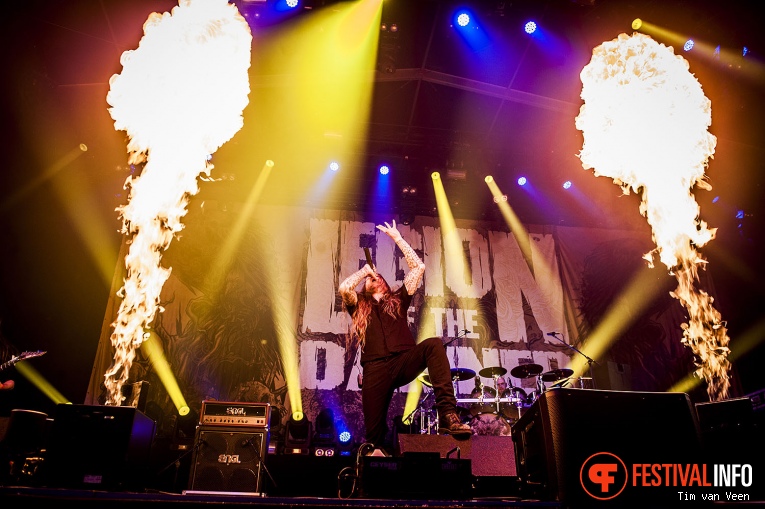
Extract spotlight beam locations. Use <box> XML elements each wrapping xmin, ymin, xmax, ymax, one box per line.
<box><xmin>203</xmin><ymin>159</ymin><xmax>276</xmax><ymax>297</ymax></box>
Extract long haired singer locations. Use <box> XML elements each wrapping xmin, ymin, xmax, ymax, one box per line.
<box><xmin>339</xmin><ymin>220</ymin><xmax>471</xmax><ymax>451</ymax></box>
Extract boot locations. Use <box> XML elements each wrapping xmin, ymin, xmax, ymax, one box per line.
<box><xmin>438</xmin><ymin>411</ymin><xmax>472</xmax><ymax>436</ymax></box>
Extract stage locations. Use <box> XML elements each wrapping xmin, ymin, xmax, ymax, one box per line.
<box><xmin>2</xmin><ymin>389</ymin><xmax>764</xmax><ymax>508</ymax></box>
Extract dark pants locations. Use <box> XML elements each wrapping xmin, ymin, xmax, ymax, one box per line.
<box><xmin>361</xmin><ymin>337</ymin><xmax>459</xmax><ymax>449</ymax></box>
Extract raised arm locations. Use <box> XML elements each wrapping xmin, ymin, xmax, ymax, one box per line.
<box><xmin>338</xmin><ymin>263</ymin><xmax>375</xmax><ymax>307</ymax></box>
<box><xmin>376</xmin><ymin>220</ymin><xmax>425</xmax><ymax>295</ymax></box>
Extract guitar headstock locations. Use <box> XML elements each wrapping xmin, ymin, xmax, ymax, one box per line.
<box><xmin>16</xmin><ymin>351</ymin><xmax>46</xmax><ymax>361</ymax></box>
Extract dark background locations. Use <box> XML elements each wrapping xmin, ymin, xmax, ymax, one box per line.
<box><xmin>1</xmin><ymin>0</ymin><xmax>763</xmax><ymax>417</ymax></box>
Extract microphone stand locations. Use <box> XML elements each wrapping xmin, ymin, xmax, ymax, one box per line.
<box><xmin>443</xmin><ymin>330</ymin><xmax>469</xmax><ymax>399</ymax></box>
<box><xmin>443</xmin><ymin>329</ymin><xmax>469</xmax><ymax>348</ymax></box>
<box><xmin>547</xmin><ymin>332</ymin><xmax>598</xmax><ymax>389</ymax></box>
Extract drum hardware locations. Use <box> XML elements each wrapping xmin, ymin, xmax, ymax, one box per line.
<box><xmin>403</xmin><ymin>385</ymin><xmax>437</xmax><ymax>434</ymax></box>
<box><xmin>450</xmin><ymin>367</ymin><xmax>476</xmax><ymax>398</ymax></box>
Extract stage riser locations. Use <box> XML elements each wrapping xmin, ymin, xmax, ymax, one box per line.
<box><xmin>396</xmin><ymin>434</ymin><xmax>517</xmax><ymax>477</ymax></box>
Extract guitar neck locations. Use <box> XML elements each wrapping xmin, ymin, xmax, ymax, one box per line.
<box><xmin>0</xmin><ymin>351</ymin><xmax>45</xmax><ymax>372</ymax></box>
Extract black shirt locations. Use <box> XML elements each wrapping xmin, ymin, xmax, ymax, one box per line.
<box><xmin>348</xmin><ymin>287</ymin><xmax>414</xmax><ymax>365</ymax></box>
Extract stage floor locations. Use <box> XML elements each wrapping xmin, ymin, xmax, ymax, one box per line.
<box><xmin>0</xmin><ymin>486</ymin><xmax>560</xmax><ymax>509</ymax></box>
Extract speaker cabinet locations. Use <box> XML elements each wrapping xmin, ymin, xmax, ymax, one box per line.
<box><xmin>44</xmin><ymin>404</ymin><xmax>156</xmax><ymax>491</ymax></box>
<box><xmin>187</xmin><ymin>426</ymin><xmax>269</xmax><ymax>494</ymax></box>
<box><xmin>511</xmin><ymin>388</ymin><xmax>702</xmax><ymax>507</ymax></box>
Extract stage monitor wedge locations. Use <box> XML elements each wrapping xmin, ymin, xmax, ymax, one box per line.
<box><xmin>44</xmin><ymin>404</ymin><xmax>156</xmax><ymax>491</ymax></box>
<box><xmin>512</xmin><ymin>388</ymin><xmax>704</xmax><ymax>507</ymax></box>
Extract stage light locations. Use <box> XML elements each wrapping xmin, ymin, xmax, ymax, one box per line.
<box><xmin>285</xmin><ymin>413</ymin><xmax>312</xmax><ymax>454</ymax></box>
<box><xmin>329</xmin><ymin>161</ymin><xmax>340</xmax><ymax>172</ymax></box>
<box><xmin>455</xmin><ymin>11</ymin><xmax>471</xmax><ymax>28</ymax></box>
<box><xmin>399</xmin><ymin>213</ymin><xmax>414</xmax><ymax>226</ymax></box>
<box><xmin>493</xmin><ymin>194</ymin><xmax>507</xmax><ymax>203</ymax></box>
<box><xmin>379</xmin><ymin>164</ymin><xmax>390</xmax><ymax>175</ymax></box>
<box><xmin>175</xmin><ymin>408</ymin><xmax>199</xmax><ymax>443</ymax></box>
<box><xmin>632</xmin><ymin>18</ymin><xmax>642</xmax><ymax>30</ymax></box>
<box><xmin>336</xmin><ymin>424</ymin><xmax>354</xmax><ymax>456</ymax></box>
<box><xmin>431</xmin><ymin>172</ymin><xmax>440</xmax><ymax>180</ymax></box>
<box><xmin>524</xmin><ymin>21</ymin><xmax>537</xmax><ymax>34</ymax></box>
<box><xmin>274</xmin><ymin>0</ymin><xmax>300</xmax><ymax>12</ymax></box>
<box><xmin>311</xmin><ymin>408</ymin><xmax>338</xmax><ymax>457</ymax></box>
<box><xmin>313</xmin><ymin>408</ymin><xmax>336</xmax><ymax>444</ymax></box>
<box><xmin>484</xmin><ymin>175</ymin><xmax>494</xmax><ymax>183</ymax></box>
<box><xmin>517</xmin><ymin>176</ymin><xmax>527</xmax><ymax>186</ymax></box>
<box><xmin>684</xmin><ymin>39</ymin><xmax>694</xmax><ymax>52</ymax></box>
<box><xmin>563</xmin><ymin>180</ymin><xmax>572</xmax><ymax>190</ymax></box>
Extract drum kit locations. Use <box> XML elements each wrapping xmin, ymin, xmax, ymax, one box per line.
<box><xmin>412</xmin><ymin>363</ymin><xmax>574</xmax><ymax>434</ymax></box>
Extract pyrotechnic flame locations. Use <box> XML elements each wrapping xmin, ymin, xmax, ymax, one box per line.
<box><xmin>104</xmin><ymin>0</ymin><xmax>252</xmax><ymax>405</ymax></box>
<box><xmin>576</xmin><ymin>33</ymin><xmax>731</xmax><ymax>400</ymax></box>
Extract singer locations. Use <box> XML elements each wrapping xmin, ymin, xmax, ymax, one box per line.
<box><xmin>339</xmin><ymin>219</ymin><xmax>471</xmax><ymax>452</ymax></box>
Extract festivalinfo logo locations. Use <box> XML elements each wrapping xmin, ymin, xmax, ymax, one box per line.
<box><xmin>580</xmin><ymin>452</ymin><xmax>754</xmax><ymax>502</ymax></box>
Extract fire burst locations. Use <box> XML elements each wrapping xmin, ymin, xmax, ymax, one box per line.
<box><xmin>103</xmin><ymin>0</ymin><xmax>252</xmax><ymax>405</ymax></box>
<box><xmin>576</xmin><ymin>33</ymin><xmax>731</xmax><ymax>400</ymax></box>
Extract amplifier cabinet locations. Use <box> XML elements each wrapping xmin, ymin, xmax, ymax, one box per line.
<box><xmin>187</xmin><ymin>426</ymin><xmax>270</xmax><ymax>494</ymax></box>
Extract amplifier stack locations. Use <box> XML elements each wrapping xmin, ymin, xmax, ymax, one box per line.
<box><xmin>185</xmin><ymin>401</ymin><xmax>271</xmax><ymax>495</ymax></box>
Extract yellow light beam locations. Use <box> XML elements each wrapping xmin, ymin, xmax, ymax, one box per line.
<box><xmin>141</xmin><ymin>329</ymin><xmax>189</xmax><ymax>415</ymax></box>
<box><xmin>247</xmin><ymin>0</ymin><xmax>383</xmax><ymax>208</ymax></box>
<box><xmin>0</xmin><ymin>144</ymin><xmax>87</xmax><ymax>213</ymax></box>
<box><xmin>432</xmin><ymin>172</ymin><xmax>470</xmax><ymax>284</ymax></box>
<box><xmin>250</xmin><ymin>0</ymin><xmax>384</xmax><ymax>420</ymax></box>
<box><xmin>569</xmin><ymin>266</ymin><xmax>669</xmax><ymax>378</ymax></box>
<box><xmin>16</xmin><ymin>362</ymin><xmax>70</xmax><ymax>405</ymax></box>
<box><xmin>633</xmin><ymin>19</ymin><xmax>765</xmax><ymax>84</ymax></box>
<box><xmin>485</xmin><ymin>176</ymin><xmax>534</xmax><ymax>274</ymax></box>
<box><xmin>204</xmin><ymin>160</ymin><xmax>275</xmax><ymax>297</ymax></box>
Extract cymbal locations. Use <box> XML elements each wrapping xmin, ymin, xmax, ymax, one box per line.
<box><xmin>510</xmin><ymin>363</ymin><xmax>543</xmax><ymax>379</ymax></box>
<box><xmin>541</xmin><ymin>368</ymin><xmax>574</xmax><ymax>382</ymax></box>
<box><xmin>417</xmin><ymin>373</ymin><xmax>432</xmax><ymax>387</ymax></box>
<box><xmin>450</xmin><ymin>367</ymin><xmax>476</xmax><ymax>382</ymax></box>
<box><xmin>478</xmin><ymin>366</ymin><xmax>507</xmax><ymax>378</ymax></box>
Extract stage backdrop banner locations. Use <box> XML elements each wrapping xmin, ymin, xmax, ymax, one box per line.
<box><xmin>86</xmin><ymin>204</ymin><xmax>699</xmax><ymax>445</ymax></box>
